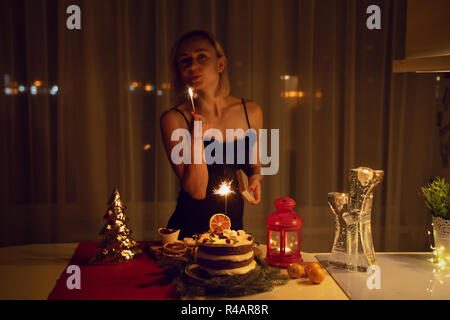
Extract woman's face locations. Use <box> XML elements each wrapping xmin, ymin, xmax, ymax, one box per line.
<box><xmin>176</xmin><ymin>35</ymin><xmax>224</xmax><ymax>91</ymax></box>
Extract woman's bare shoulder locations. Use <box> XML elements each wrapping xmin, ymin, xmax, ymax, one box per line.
<box><xmin>243</xmin><ymin>99</ymin><xmax>262</xmax><ymax>112</ymax></box>
<box><xmin>226</xmin><ymin>95</ymin><xmax>261</xmax><ymax>110</ymax></box>
<box><xmin>242</xmin><ymin>98</ymin><xmax>263</xmax><ymax>128</ymax></box>
<box><xmin>160</xmin><ymin>103</ymin><xmax>190</xmax><ymax>129</ymax></box>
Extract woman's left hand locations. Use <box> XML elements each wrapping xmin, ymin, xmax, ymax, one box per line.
<box><xmin>248</xmin><ymin>174</ymin><xmax>262</xmax><ymax>205</ymax></box>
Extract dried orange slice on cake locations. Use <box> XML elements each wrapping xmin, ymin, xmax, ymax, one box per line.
<box><xmin>209</xmin><ymin>213</ymin><xmax>231</xmax><ymax>233</ymax></box>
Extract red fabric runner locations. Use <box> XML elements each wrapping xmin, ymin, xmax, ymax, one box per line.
<box><xmin>48</xmin><ymin>242</ymin><xmax>175</xmax><ymax>300</ymax></box>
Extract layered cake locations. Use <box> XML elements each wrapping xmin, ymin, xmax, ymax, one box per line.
<box><xmin>194</xmin><ymin>214</ymin><xmax>256</xmax><ymax>276</ymax></box>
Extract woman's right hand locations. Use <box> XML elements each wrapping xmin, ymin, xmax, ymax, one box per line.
<box><xmin>190</xmin><ymin>111</ymin><xmax>213</xmax><ymax>138</ymax></box>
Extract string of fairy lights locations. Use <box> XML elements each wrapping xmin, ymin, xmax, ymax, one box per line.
<box><xmin>3</xmin><ymin>74</ymin><xmax>319</xmax><ymax>99</ymax></box>
<box><xmin>2</xmin><ymin>78</ymin><xmax>172</xmax><ymax>97</ymax></box>
<box><xmin>127</xmin><ymin>81</ymin><xmax>171</xmax><ymax>95</ymax></box>
<box><xmin>3</xmin><ymin>80</ymin><xmax>59</xmax><ymax>96</ymax></box>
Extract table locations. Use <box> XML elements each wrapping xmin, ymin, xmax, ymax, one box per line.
<box><xmin>0</xmin><ymin>243</ymin><xmax>79</xmax><ymax>300</ymax></box>
<box><xmin>2</xmin><ymin>243</ymin><xmax>443</xmax><ymax>300</ymax></box>
<box><xmin>316</xmin><ymin>253</ymin><xmax>450</xmax><ymax>300</ymax></box>
<box><xmin>0</xmin><ymin>243</ymin><xmax>347</xmax><ymax>300</ymax></box>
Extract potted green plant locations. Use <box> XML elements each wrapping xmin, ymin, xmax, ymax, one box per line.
<box><xmin>421</xmin><ymin>177</ymin><xmax>450</xmax><ymax>265</ymax></box>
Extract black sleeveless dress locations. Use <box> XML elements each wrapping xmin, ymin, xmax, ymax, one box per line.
<box><xmin>167</xmin><ymin>98</ymin><xmax>255</xmax><ymax>239</ymax></box>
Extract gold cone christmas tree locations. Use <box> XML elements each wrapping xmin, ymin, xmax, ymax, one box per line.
<box><xmin>90</xmin><ymin>187</ymin><xmax>142</xmax><ymax>264</ymax></box>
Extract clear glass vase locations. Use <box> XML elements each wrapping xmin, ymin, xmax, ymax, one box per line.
<box><xmin>328</xmin><ymin>167</ymin><xmax>383</xmax><ymax>272</ymax></box>
<box><xmin>328</xmin><ymin>192</ymin><xmax>349</xmax><ymax>268</ymax></box>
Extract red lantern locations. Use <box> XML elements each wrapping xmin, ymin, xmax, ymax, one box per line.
<box><xmin>266</xmin><ymin>197</ymin><xmax>303</xmax><ymax>267</ymax></box>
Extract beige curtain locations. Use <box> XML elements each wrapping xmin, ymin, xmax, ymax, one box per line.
<box><xmin>1</xmin><ymin>0</ymin><xmax>446</xmax><ymax>252</ymax></box>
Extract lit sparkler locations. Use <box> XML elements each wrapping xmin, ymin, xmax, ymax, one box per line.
<box><xmin>213</xmin><ymin>180</ymin><xmax>234</xmax><ymax>215</ymax></box>
<box><xmin>187</xmin><ymin>86</ymin><xmax>196</xmax><ymax>113</ymax></box>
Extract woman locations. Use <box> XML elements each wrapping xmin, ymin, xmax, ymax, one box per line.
<box><xmin>160</xmin><ymin>30</ymin><xmax>263</xmax><ymax>238</ymax></box>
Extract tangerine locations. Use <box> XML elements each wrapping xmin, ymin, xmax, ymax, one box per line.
<box><xmin>308</xmin><ymin>266</ymin><xmax>326</xmax><ymax>284</ymax></box>
<box><xmin>287</xmin><ymin>263</ymin><xmax>305</xmax><ymax>278</ymax></box>
<box><xmin>304</xmin><ymin>262</ymin><xmax>321</xmax><ymax>277</ymax></box>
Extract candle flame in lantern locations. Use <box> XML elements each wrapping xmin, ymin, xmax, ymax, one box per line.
<box><xmin>277</xmin><ymin>247</ymin><xmax>291</xmax><ymax>253</ymax></box>
<box><xmin>213</xmin><ymin>180</ymin><xmax>234</xmax><ymax>197</ymax></box>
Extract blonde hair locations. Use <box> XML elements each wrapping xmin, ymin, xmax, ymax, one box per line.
<box><xmin>169</xmin><ymin>30</ymin><xmax>230</xmax><ymax>105</ymax></box>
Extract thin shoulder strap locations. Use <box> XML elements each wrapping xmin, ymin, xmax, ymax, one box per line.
<box><xmin>242</xmin><ymin>98</ymin><xmax>251</xmax><ymax>129</ymax></box>
<box><xmin>171</xmin><ymin>107</ymin><xmax>190</xmax><ymax>127</ymax></box>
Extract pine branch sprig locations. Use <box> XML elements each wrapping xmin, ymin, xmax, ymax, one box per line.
<box><xmin>157</xmin><ymin>251</ymin><xmax>289</xmax><ymax>299</ymax></box>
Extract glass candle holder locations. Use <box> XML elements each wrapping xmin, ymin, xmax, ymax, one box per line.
<box><xmin>327</xmin><ymin>167</ymin><xmax>384</xmax><ymax>272</ymax></box>
<box><xmin>348</xmin><ymin>167</ymin><xmax>384</xmax><ymax>271</ymax></box>
<box><xmin>328</xmin><ymin>192</ymin><xmax>349</xmax><ymax>268</ymax></box>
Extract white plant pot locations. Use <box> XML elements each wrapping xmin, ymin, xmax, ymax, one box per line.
<box><xmin>432</xmin><ymin>215</ymin><xmax>450</xmax><ymax>264</ymax></box>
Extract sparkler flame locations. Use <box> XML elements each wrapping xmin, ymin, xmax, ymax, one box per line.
<box><xmin>213</xmin><ymin>180</ymin><xmax>234</xmax><ymax>214</ymax></box>
<box><xmin>187</xmin><ymin>86</ymin><xmax>196</xmax><ymax>112</ymax></box>
<box><xmin>213</xmin><ymin>180</ymin><xmax>234</xmax><ymax>196</ymax></box>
